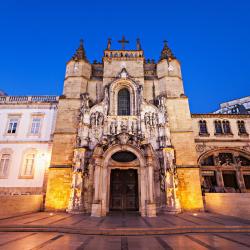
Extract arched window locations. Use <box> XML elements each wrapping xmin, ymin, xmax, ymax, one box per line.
<box><xmin>201</xmin><ymin>155</ymin><xmax>214</xmax><ymax>166</ymax></box>
<box><xmin>222</xmin><ymin>120</ymin><xmax>231</xmax><ymax>134</ymax></box>
<box><xmin>20</xmin><ymin>149</ymin><xmax>37</xmax><ymax>178</ymax></box>
<box><xmin>199</xmin><ymin>120</ymin><xmax>208</xmax><ymax>135</ymax></box>
<box><xmin>0</xmin><ymin>153</ymin><xmax>10</xmax><ymax>178</ymax></box>
<box><xmin>214</xmin><ymin>120</ymin><xmax>223</xmax><ymax>134</ymax></box>
<box><xmin>237</xmin><ymin>120</ymin><xmax>247</xmax><ymax>134</ymax></box>
<box><xmin>118</xmin><ymin>88</ymin><xmax>130</xmax><ymax>115</ymax></box>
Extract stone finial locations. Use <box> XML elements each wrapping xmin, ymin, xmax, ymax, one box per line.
<box><xmin>160</xmin><ymin>40</ymin><xmax>176</xmax><ymax>61</ymax></box>
<box><xmin>107</xmin><ymin>38</ymin><xmax>112</xmax><ymax>50</ymax></box>
<box><xmin>71</xmin><ymin>39</ymin><xmax>88</xmax><ymax>61</ymax></box>
<box><xmin>136</xmin><ymin>38</ymin><xmax>142</xmax><ymax>50</ymax></box>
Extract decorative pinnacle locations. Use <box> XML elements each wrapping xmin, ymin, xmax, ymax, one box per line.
<box><xmin>136</xmin><ymin>38</ymin><xmax>142</xmax><ymax>50</ymax></box>
<box><xmin>71</xmin><ymin>39</ymin><xmax>88</xmax><ymax>61</ymax></box>
<box><xmin>107</xmin><ymin>38</ymin><xmax>112</xmax><ymax>50</ymax></box>
<box><xmin>160</xmin><ymin>40</ymin><xmax>176</xmax><ymax>61</ymax></box>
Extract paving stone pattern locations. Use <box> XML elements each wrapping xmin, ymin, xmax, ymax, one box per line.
<box><xmin>0</xmin><ymin>212</ymin><xmax>249</xmax><ymax>249</ymax></box>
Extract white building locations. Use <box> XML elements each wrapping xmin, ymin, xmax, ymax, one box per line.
<box><xmin>214</xmin><ymin>96</ymin><xmax>250</xmax><ymax>114</ymax></box>
<box><xmin>0</xmin><ymin>95</ymin><xmax>58</xmax><ymax>195</ymax></box>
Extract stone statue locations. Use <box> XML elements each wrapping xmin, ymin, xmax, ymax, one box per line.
<box><xmin>136</xmin><ymin>38</ymin><xmax>142</xmax><ymax>50</ymax></box>
<box><xmin>90</xmin><ymin>113</ymin><xmax>96</xmax><ymax>127</ymax></box>
<box><xmin>103</xmin><ymin>86</ymin><xmax>109</xmax><ymax>115</ymax></box>
<box><xmin>97</xmin><ymin>112</ymin><xmax>104</xmax><ymax>125</ymax></box>
<box><xmin>110</xmin><ymin>122</ymin><xmax>116</xmax><ymax>134</ymax></box>
<box><xmin>107</xmin><ymin>38</ymin><xmax>111</xmax><ymax>50</ymax></box>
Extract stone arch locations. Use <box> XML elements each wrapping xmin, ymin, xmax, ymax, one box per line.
<box><xmin>103</xmin><ymin>144</ymin><xmax>146</xmax><ymax>168</ymax></box>
<box><xmin>0</xmin><ymin>148</ymin><xmax>13</xmax><ymax>178</ymax></box>
<box><xmin>91</xmin><ymin>143</ymin><xmax>157</xmax><ymax>217</ymax></box>
<box><xmin>198</xmin><ymin>147</ymin><xmax>250</xmax><ymax>165</ymax></box>
<box><xmin>109</xmin><ymin>79</ymin><xmax>138</xmax><ymax>116</ymax></box>
<box><xmin>19</xmin><ymin>148</ymin><xmax>38</xmax><ymax>178</ymax></box>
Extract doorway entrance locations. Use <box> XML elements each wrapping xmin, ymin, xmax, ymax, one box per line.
<box><xmin>110</xmin><ymin>169</ymin><xmax>139</xmax><ymax>211</ymax></box>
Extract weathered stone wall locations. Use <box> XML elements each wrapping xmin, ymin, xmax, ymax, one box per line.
<box><xmin>0</xmin><ymin>195</ymin><xmax>43</xmax><ymax>219</ymax></box>
<box><xmin>166</xmin><ymin>97</ymin><xmax>204</xmax><ymax>211</ymax></box>
<box><xmin>177</xmin><ymin>167</ymin><xmax>204</xmax><ymax>211</ymax></box>
<box><xmin>45</xmin><ymin>168</ymin><xmax>72</xmax><ymax>211</ymax></box>
<box><xmin>205</xmin><ymin>193</ymin><xmax>250</xmax><ymax>220</ymax></box>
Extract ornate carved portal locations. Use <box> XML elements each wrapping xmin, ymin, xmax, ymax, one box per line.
<box><xmin>91</xmin><ymin>142</ymin><xmax>157</xmax><ymax>217</ymax></box>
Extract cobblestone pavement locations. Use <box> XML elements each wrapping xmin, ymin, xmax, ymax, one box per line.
<box><xmin>0</xmin><ymin>211</ymin><xmax>249</xmax><ymax>249</ymax></box>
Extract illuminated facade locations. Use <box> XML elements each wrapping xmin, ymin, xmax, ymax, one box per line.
<box><xmin>1</xmin><ymin>39</ymin><xmax>250</xmax><ymax>217</ymax></box>
<box><xmin>44</xmin><ymin>38</ymin><xmax>204</xmax><ymax>217</ymax></box>
<box><xmin>0</xmin><ymin>96</ymin><xmax>58</xmax><ymax>195</ymax></box>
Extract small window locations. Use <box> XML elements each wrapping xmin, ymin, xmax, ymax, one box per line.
<box><xmin>0</xmin><ymin>154</ymin><xmax>10</xmax><ymax>178</ymax></box>
<box><xmin>30</xmin><ymin>117</ymin><xmax>42</xmax><ymax>135</ymax></box>
<box><xmin>199</xmin><ymin>120</ymin><xmax>208</xmax><ymax>135</ymax></box>
<box><xmin>237</xmin><ymin>121</ymin><xmax>247</xmax><ymax>134</ymax></box>
<box><xmin>239</xmin><ymin>156</ymin><xmax>250</xmax><ymax>166</ymax></box>
<box><xmin>7</xmin><ymin>118</ymin><xmax>19</xmax><ymax>134</ymax></box>
<box><xmin>243</xmin><ymin>175</ymin><xmax>250</xmax><ymax>189</ymax></box>
<box><xmin>118</xmin><ymin>88</ymin><xmax>130</xmax><ymax>116</ymax></box>
<box><xmin>219</xmin><ymin>153</ymin><xmax>234</xmax><ymax>165</ymax></box>
<box><xmin>222</xmin><ymin>171</ymin><xmax>238</xmax><ymax>190</ymax></box>
<box><xmin>201</xmin><ymin>155</ymin><xmax>215</xmax><ymax>166</ymax></box>
<box><xmin>214</xmin><ymin>120</ymin><xmax>223</xmax><ymax>134</ymax></box>
<box><xmin>222</xmin><ymin>120</ymin><xmax>231</xmax><ymax>134</ymax></box>
<box><xmin>21</xmin><ymin>153</ymin><xmax>35</xmax><ymax>177</ymax></box>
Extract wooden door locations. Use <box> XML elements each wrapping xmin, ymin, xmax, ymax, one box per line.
<box><xmin>110</xmin><ymin>169</ymin><xmax>138</xmax><ymax>211</ymax></box>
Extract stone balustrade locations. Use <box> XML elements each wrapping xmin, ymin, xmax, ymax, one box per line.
<box><xmin>0</xmin><ymin>95</ymin><xmax>59</xmax><ymax>104</ymax></box>
<box><xmin>104</xmin><ymin>50</ymin><xmax>144</xmax><ymax>60</ymax></box>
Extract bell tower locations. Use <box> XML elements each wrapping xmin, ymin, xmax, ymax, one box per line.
<box><xmin>45</xmin><ymin>40</ymin><xmax>91</xmax><ymax>211</ymax></box>
<box><xmin>157</xmin><ymin>41</ymin><xmax>203</xmax><ymax>211</ymax></box>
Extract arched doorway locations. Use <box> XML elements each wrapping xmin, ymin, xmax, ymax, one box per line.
<box><xmin>109</xmin><ymin>151</ymin><xmax>139</xmax><ymax>211</ymax></box>
<box><xmin>91</xmin><ymin>143</ymin><xmax>157</xmax><ymax>217</ymax></box>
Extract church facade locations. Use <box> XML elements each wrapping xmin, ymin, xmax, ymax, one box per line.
<box><xmin>44</xmin><ymin>38</ymin><xmax>204</xmax><ymax>217</ymax></box>
<box><xmin>1</xmin><ymin>38</ymin><xmax>250</xmax><ymax>218</ymax></box>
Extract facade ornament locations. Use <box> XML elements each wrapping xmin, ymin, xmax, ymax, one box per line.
<box><xmin>106</xmin><ymin>38</ymin><xmax>111</xmax><ymax>50</ymax></box>
<box><xmin>90</xmin><ymin>111</ymin><xmax>104</xmax><ymax>128</ymax></box>
<box><xmin>163</xmin><ymin>147</ymin><xmax>181</xmax><ymax>213</ymax></box>
<box><xmin>196</xmin><ymin>144</ymin><xmax>206</xmax><ymax>153</ymax></box>
<box><xmin>120</xmin><ymin>121</ymin><xmax>128</xmax><ymax>132</ymax></box>
<box><xmin>160</xmin><ymin>40</ymin><xmax>176</xmax><ymax>61</ymax></box>
<box><xmin>136</xmin><ymin>38</ymin><xmax>142</xmax><ymax>50</ymax></box>
<box><xmin>110</xmin><ymin>121</ymin><xmax>116</xmax><ymax>135</ymax></box>
<box><xmin>80</xmin><ymin>93</ymin><xmax>90</xmax><ymax>117</ymax></box>
<box><xmin>118</xmin><ymin>132</ymin><xmax>130</xmax><ymax>145</ymax></box>
<box><xmin>71</xmin><ymin>39</ymin><xmax>88</xmax><ymax>62</ymax></box>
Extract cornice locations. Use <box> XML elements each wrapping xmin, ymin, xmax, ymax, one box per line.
<box><xmin>195</xmin><ymin>138</ymin><xmax>250</xmax><ymax>143</ymax></box>
<box><xmin>192</xmin><ymin>113</ymin><xmax>250</xmax><ymax>119</ymax></box>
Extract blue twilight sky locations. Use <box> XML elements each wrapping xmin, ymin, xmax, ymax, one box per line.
<box><xmin>0</xmin><ymin>0</ymin><xmax>249</xmax><ymax>113</ymax></box>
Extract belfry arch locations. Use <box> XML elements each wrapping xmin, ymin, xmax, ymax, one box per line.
<box><xmin>91</xmin><ymin>143</ymin><xmax>157</xmax><ymax>217</ymax></box>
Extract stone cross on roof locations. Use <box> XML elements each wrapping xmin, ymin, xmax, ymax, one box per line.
<box><xmin>118</xmin><ymin>35</ymin><xmax>129</xmax><ymax>50</ymax></box>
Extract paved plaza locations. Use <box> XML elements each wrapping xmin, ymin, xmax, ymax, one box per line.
<box><xmin>0</xmin><ymin>212</ymin><xmax>249</xmax><ymax>249</ymax></box>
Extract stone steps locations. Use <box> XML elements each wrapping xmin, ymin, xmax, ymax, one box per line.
<box><xmin>0</xmin><ymin>224</ymin><xmax>250</xmax><ymax>236</ymax></box>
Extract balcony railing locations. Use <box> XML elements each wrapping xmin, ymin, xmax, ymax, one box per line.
<box><xmin>0</xmin><ymin>95</ymin><xmax>59</xmax><ymax>104</ymax></box>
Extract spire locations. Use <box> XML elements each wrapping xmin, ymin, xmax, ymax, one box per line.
<box><xmin>71</xmin><ymin>39</ymin><xmax>88</xmax><ymax>61</ymax></box>
<box><xmin>160</xmin><ymin>40</ymin><xmax>176</xmax><ymax>61</ymax></box>
<box><xmin>106</xmin><ymin>38</ymin><xmax>112</xmax><ymax>50</ymax></box>
<box><xmin>136</xmin><ymin>38</ymin><xmax>142</xmax><ymax>50</ymax></box>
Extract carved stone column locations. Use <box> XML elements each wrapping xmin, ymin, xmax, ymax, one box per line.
<box><xmin>67</xmin><ymin>148</ymin><xmax>86</xmax><ymax>213</ymax></box>
<box><xmin>146</xmin><ymin>157</ymin><xmax>157</xmax><ymax>217</ymax></box>
<box><xmin>236</xmin><ymin>167</ymin><xmax>246</xmax><ymax>192</ymax></box>
<box><xmin>215</xmin><ymin>169</ymin><xmax>224</xmax><ymax>190</ymax></box>
<box><xmin>91</xmin><ymin>158</ymin><xmax>103</xmax><ymax>217</ymax></box>
<box><xmin>162</xmin><ymin>147</ymin><xmax>181</xmax><ymax>214</ymax></box>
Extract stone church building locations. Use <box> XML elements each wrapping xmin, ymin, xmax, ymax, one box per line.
<box><xmin>44</xmin><ymin>38</ymin><xmax>204</xmax><ymax>217</ymax></box>
<box><xmin>32</xmin><ymin>37</ymin><xmax>249</xmax><ymax>217</ymax></box>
